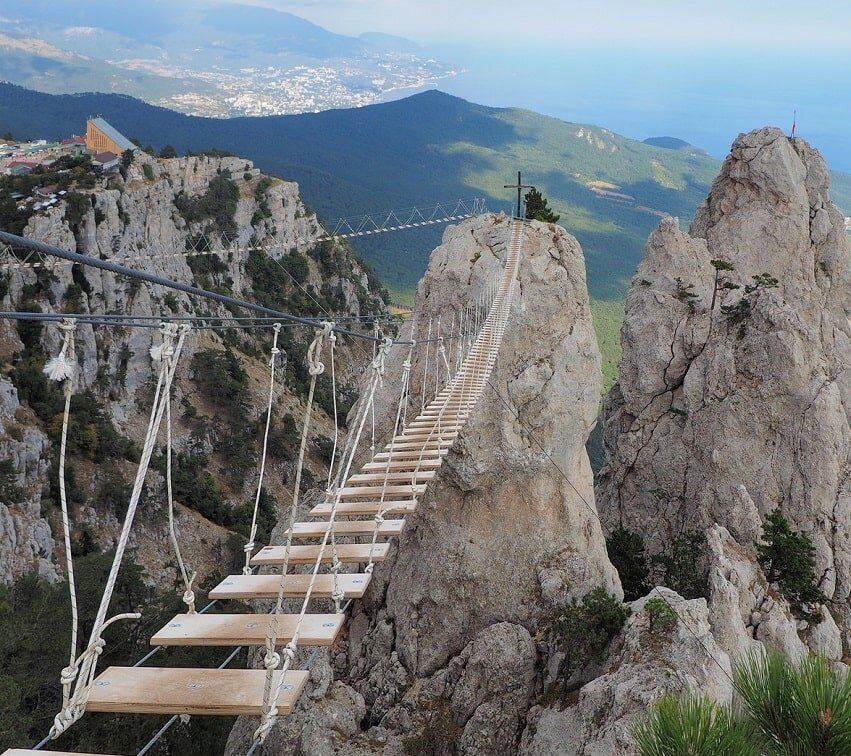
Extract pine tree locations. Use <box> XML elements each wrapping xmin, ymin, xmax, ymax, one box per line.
<box><xmin>757</xmin><ymin>508</ymin><xmax>826</xmax><ymax>621</ymax></box>
<box><xmin>524</xmin><ymin>187</ymin><xmax>560</xmax><ymax>222</ymax></box>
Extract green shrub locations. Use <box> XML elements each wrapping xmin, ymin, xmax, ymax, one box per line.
<box><xmin>191</xmin><ymin>348</ymin><xmax>248</xmax><ymax>412</ymax></box>
<box><xmin>757</xmin><ymin>509</ymin><xmax>826</xmax><ymax>622</ymax></box>
<box><xmin>645</xmin><ymin>596</ymin><xmax>678</xmax><ymax>633</ymax></box>
<box><xmin>546</xmin><ymin>587</ymin><xmax>630</xmax><ymax>676</ymax></box>
<box><xmin>651</xmin><ymin>530</ymin><xmax>709</xmax><ymax>599</ymax></box>
<box><xmin>606</xmin><ymin>527</ymin><xmax>650</xmax><ymax>600</ymax></box>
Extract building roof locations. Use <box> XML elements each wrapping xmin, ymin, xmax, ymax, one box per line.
<box><xmin>94</xmin><ymin>151</ymin><xmax>119</xmax><ymax>163</ymax></box>
<box><xmin>88</xmin><ymin>117</ymin><xmax>136</xmax><ymax>152</ymax></box>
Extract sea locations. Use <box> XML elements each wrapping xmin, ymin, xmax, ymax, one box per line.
<box><xmin>415</xmin><ymin>42</ymin><xmax>851</xmax><ymax>172</ymax></box>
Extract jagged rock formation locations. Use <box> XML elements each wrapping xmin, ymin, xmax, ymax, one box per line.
<box><xmin>598</xmin><ymin>127</ymin><xmax>851</xmax><ymax>658</ymax></box>
<box><xmin>520</xmin><ymin>588</ymin><xmax>733</xmax><ymax>755</ymax></box>
<box><xmin>0</xmin><ymin>152</ymin><xmax>384</xmax><ymax>585</ymax></box>
<box><xmin>226</xmin><ymin>214</ymin><xmax>620</xmax><ymax>754</ymax></box>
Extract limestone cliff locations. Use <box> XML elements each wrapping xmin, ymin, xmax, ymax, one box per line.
<box><xmin>599</xmin><ymin>128</ymin><xmax>851</xmax><ymax>661</ymax></box>
<box><xmin>0</xmin><ymin>151</ymin><xmax>385</xmax><ymax>586</ymax></box>
<box><xmin>226</xmin><ymin>214</ymin><xmax>620</xmax><ymax>754</ymax></box>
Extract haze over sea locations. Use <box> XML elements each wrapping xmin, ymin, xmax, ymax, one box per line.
<box><xmin>415</xmin><ymin>42</ymin><xmax>851</xmax><ymax>173</ymax></box>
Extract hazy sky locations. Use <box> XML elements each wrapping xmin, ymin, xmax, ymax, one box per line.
<box><xmin>239</xmin><ymin>0</ymin><xmax>851</xmax><ymax>46</ymax></box>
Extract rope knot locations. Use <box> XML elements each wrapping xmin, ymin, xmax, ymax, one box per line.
<box><xmin>263</xmin><ymin>651</ymin><xmax>281</xmax><ymax>671</ymax></box>
<box><xmin>306</xmin><ymin>327</ymin><xmax>326</xmax><ymax>376</ymax></box>
<box><xmin>320</xmin><ymin>320</ymin><xmax>334</xmax><ymax>337</ymax></box>
<box><xmin>60</xmin><ymin>664</ymin><xmax>78</xmax><ymax>686</ymax></box>
<box><xmin>283</xmin><ymin>641</ymin><xmax>297</xmax><ymax>662</ymax></box>
<box><xmin>374</xmin><ymin>513</ymin><xmax>385</xmax><ymax>525</ymax></box>
<box><xmin>182</xmin><ymin>589</ymin><xmax>196</xmax><ymax>609</ymax></box>
<box><xmin>331</xmin><ymin>560</ymin><xmax>344</xmax><ymax>574</ymax></box>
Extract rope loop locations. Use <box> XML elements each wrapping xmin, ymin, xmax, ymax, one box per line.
<box><xmin>150</xmin><ymin>322</ymin><xmax>178</xmax><ymax>362</ymax></box>
<box><xmin>283</xmin><ymin>641</ymin><xmax>297</xmax><ymax>662</ymax></box>
<box><xmin>374</xmin><ymin>513</ymin><xmax>385</xmax><ymax>525</ymax></box>
<box><xmin>306</xmin><ymin>327</ymin><xmax>326</xmax><ymax>376</ymax></box>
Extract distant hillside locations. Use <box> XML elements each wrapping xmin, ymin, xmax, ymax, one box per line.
<box><xmin>2</xmin><ymin>83</ymin><xmax>849</xmax><ymax>383</ymax></box>
<box><xmin>643</xmin><ymin>136</ymin><xmax>699</xmax><ymax>151</ymax></box>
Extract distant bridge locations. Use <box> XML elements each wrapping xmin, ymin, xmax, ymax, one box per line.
<box><xmin>0</xmin><ymin>197</ymin><xmax>488</xmax><ymax>271</ymax></box>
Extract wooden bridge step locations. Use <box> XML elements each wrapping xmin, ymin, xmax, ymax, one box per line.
<box><xmin>388</xmin><ymin>439</ymin><xmax>455</xmax><ymax>450</ymax></box>
<box><xmin>309</xmin><ymin>500</ymin><xmax>417</xmax><ymax>517</ymax></box>
<box><xmin>362</xmin><ymin>459</ymin><xmax>440</xmax><ymax>471</ymax></box>
<box><xmin>373</xmin><ymin>448</ymin><xmax>448</xmax><ymax>460</ymax></box>
<box><xmin>286</xmin><ymin>519</ymin><xmax>405</xmax><ymax>538</ymax></box>
<box><xmin>251</xmin><ymin>542</ymin><xmax>389</xmax><ymax>566</ymax></box>
<box><xmin>208</xmin><ymin>572</ymin><xmax>371</xmax><ymax>600</ymax></box>
<box><xmin>337</xmin><ymin>483</ymin><xmax>426</xmax><ymax>498</ymax></box>
<box><xmin>151</xmin><ymin>612</ymin><xmax>345</xmax><ymax>647</ymax></box>
<box><xmin>86</xmin><ymin>666</ymin><xmax>308</xmax><ymax>716</ymax></box>
<box><xmin>347</xmin><ymin>470</ymin><xmax>435</xmax><ymax>483</ymax></box>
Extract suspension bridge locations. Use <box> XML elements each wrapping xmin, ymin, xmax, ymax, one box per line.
<box><xmin>0</xmin><ymin>210</ymin><xmax>523</xmax><ymax>755</ymax></box>
<box><xmin>0</xmin><ymin>197</ymin><xmax>488</xmax><ymax>272</ymax></box>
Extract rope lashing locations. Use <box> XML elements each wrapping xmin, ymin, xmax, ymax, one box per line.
<box><xmin>255</xmin><ymin>325</ymin><xmax>327</xmax><ymax>743</ymax></box>
<box><xmin>366</xmin><ymin>341</ymin><xmax>414</xmax><ymax>572</ymax></box>
<box><xmin>162</xmin><ymin>324</ymin><xmax>196</xmax><ymax>612</ymax></box>
<box><xmin>50</xmin><ymin>322</ymin><xmax>188</xmax><ymax>739</ymax></box>
<box><xmin>254</xmin><ymin>332</ymin><xmax>390</xmax><ymax>744</ymax></box>
<box><xmin>43</xmin><ymin>318</ymin><xmax>80</xmax><ymax>718</ymax></box>
<box><xmin>243</xmin><ymin>323</ymin><xmax>283</xmax><ymax>575</ymax></box>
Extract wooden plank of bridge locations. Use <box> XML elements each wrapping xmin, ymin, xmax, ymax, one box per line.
<box><xmin>361</xmin><ymin>459</ymin><xmax>440</xmax><ymax>471</ymax></box>
<box><xmin>346</xmin><ymin>470</ymin><xmax>435</xmax><ymax>483</ymax></box>
<box><xmin>86</xmin><ymin>667</ymin><xmax>308</xmax><ymax>716</ymax></box>
<box><xmin>150</xmin><ymin>612</ymin><xmax>345</xmax><ymax>647</ymax></box>
<box><xmin>337</xmin><ymin>483</ymin><xmax>426</xmax><ymax>498</ymax></box>
<box><xmin>285</xmin><ymin>519</ymin><xmax>405</xmax><ymax>538</ymax></box>
<box><xmin>372</xmin><ymin>449</ymin><xmax>448</xmax><ymax>460</ymax></box>
<box><xmin>208</xmin><ymin>572</ymin><xmax>371</xmax><ymax>600</ymax></box>
<box><xmin>309</xmin><ymin>500</ymin><xmax>417</xmax><ymax>517</ymax></box>
<box><xmin>250</xmin><ymin>542</ymin><xmax>390</xmax><ymax>566</ymax></box>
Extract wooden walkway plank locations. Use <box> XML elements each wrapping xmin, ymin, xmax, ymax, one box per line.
<box><xmin>309</xmin><ymin>500</ymin><xmax>417</xmax><ymax>517</ymax></box>
<box><xmin>86</xmin><ymin>667</ymin><xmax>308</xmax><ymax>716</ymax></box>
<box><xmin>151</xmin><ymin>613</ymin><xmax>345</xmax><ymax>647</ymax></box>
<box><xmin>285</xmin><ymin>519</ymin><xmax>405</xmax><ymax>538</ymax></box>
<box><xmin>337</xmin><ymin>483</ymin><xmax>426</xmax><ymax>498</ymax></box>
<box><xmin>208</xmin><ymin>572</ymin><xmax>371</xmax><ymax>600</ymax></box>
<box><xmin>250</xmin><ymin>542</ymin><xmax>390</xmax><ymax>566</ymax></box>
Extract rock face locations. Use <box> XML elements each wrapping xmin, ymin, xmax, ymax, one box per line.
<box><xmin>520</xmin><ymin>589</ymin><xmax>733</xmax><ymax>756</ymax></box>
<box><xmin>0</xmin><ymin>153</ymin><xmax>383</xmax><ymax>585</ymax></box>
<box><xmin>229</xmin><ymin>214</ymin><xmax>620</xmax><ymax>754</ymax></box>
<box><xmin>366</xmin><ymin>214</ymin><xmax>619</xmax><ymax>682</ymax></box>
<box><xmin>598</xmin><ymin>127</ymin><xmax>851</xmax><ymax>655</ymax></box>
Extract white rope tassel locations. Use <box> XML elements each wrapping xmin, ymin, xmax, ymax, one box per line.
<box><xmin>50</xmin><ymin>323</ymin><xmax>188</xmax><ymax>739</ymax></box>
<box><xmin>243</xmin><ymin>323</ymin><xmax>282</xmax><ymax>575</ymax></box>
<box><xmin>43</xmin><ymin>318</ymin><xmax>77</xmax><ymax>382</ymax></box>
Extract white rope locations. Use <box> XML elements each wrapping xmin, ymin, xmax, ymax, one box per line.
<box><xmin>421</xmin><ymin>316</ymin><xmax>431</xmax><ymax>413</ymax></box>
<box><xmin>366</xmin><ymin>341</ymin><xmax>414</xmax><ymax>571</ymax></box>
<box><xmin>243</xmin><ymin>324</ymin><xmax>283</xmax><ymax>575</ymax></box>
<box><xmin>50</xmin><ymin>322</ymin><xmax>189</xmax><ymax>739</ymax></box>
<box><xmin>165</xmin><ymin>327</ymin><xmax>197</xmax><ymax>612</ymax></box>
<box><xmin>254</xmin><ymin>336</ymin><xmax>392</xmax><ymax>744</ymax></box>
<box><xmin>255</xmin><ymin>325</ymin><xmax>328</xmax><ymax>741</ymax></box>
<box><xmin>43</xmin><ymin>319</ymin><xmax>79</xmax><ymax>715</ymax></box>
